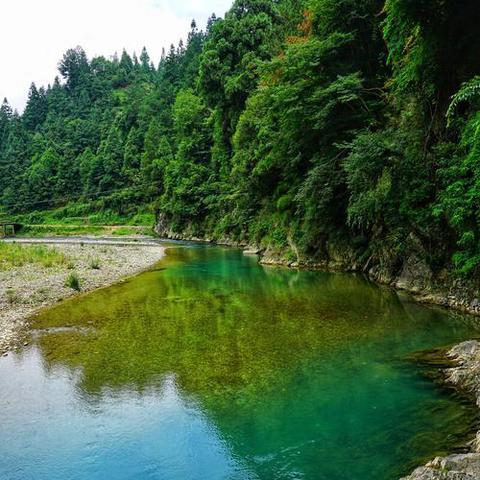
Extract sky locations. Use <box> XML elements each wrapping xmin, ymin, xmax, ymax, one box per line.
<box><xmin>0</xmin><ymin>0</ymin><xmax>233</xmax><ymax>112</ymax></box>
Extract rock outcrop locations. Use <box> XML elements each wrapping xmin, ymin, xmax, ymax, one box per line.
<box><xmin>402</xmin><ymin>341</ymin><xmax>480</xmax><ymax>480</ymax></box>
<box><xmin>402</xmin><ymin>454</ymin><xmax>480</xmax><ymax>479</ymax></box>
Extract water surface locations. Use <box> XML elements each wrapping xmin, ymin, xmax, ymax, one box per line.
<box><xmin>1</xmin><ymin>245</ymin><xmax>479</xmax><ymax>480</ymax></box>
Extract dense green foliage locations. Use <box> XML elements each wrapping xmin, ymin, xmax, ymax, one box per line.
<box><xmin>2</xmin><ymin>0</ymin><xmax>480</xmax><ymax>274</ymax></box>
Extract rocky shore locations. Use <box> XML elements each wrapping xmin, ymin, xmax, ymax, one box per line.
<box><xmin>402</xmin><ymin>341</ymin><xmax>480</xmax><ymax>479</ymax></box>
<box><xmin>0</xmin><ymin>241</ymin><xmax>164</xmax><ymax>354</ymax></box>
<box><xmin>258</xmin><ymin>236</ymin><xmax>480</xmax><ymax>319</ymax></box>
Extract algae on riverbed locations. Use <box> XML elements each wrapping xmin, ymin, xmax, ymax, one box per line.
<box><xmin>0</xmin><ymin>242</ymin><xmax>164</xmax><ymax>353</ymax></box>
<box><xmin>2</xmin><ymin>245</ymin><xmax>480</xmax><ymax>480</ymax></box>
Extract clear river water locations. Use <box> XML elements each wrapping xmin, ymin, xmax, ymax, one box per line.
<box><xmin>1</xmin><ymin>244</ymin><xmax>480</xmax><ymax>480</ymax></box>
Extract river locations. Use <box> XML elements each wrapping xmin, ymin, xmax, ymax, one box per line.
<box><xmin>1</xmin><ymin>244</ymin><xmax>479</xmax><ymax>479</ymax></box>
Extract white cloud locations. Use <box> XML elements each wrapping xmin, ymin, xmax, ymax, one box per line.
<box><xmin>151</xmin><ymin>0</ymin><xmax>230</xmax><ymax>17</ymax></box>
<box><xmin>0</xmin><ymin>0</ymin><xmax>232</xmax><ymax>112</ymax></box>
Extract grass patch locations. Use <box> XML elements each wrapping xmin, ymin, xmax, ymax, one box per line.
<box><xmin>5</xmin><ymin>288</ymin><xmax>21</xmax><ymax>305</ymax></box>
<box><xmin>9</xmin><ymin>204</ymin><xmax>156</xmax><ymax>238</ymax></box>
<box><xmin>0</xmin><ymin>243</ymin><xmax>67</xmax><ymax>271</ymax></box>
<box><xmin>18</xmin><ymin>224</ymin><xmax>154</xmax><ymax>238</ymax></box>
<box><xmin>19</xmin><ymin>225</ymin><xmax>108</xmax><ymax>237</ymax></box>
<box><xmin>110</xmin><ymin>226</ymin><xmax>152</xmax><ymax>236</ymax></box>
<box><xmin>89</xmin><ymin>258</ymin><xmax>101</xmax><ymax>270</ymax></box>
<box><xmin>65</xmin><ymin>272</ymin><xmax>81</xmax><ymax>291</ymax></box>
<box><xmin>11</xmin><ymin>204</ymin><xmax>156</xmax><ymax>228</ymax></box>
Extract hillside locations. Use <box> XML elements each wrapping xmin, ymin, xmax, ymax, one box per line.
<box><xmin>2</xmin><ymin>0</ymin><xmax>480</xmax><ymax>281</ymax></box>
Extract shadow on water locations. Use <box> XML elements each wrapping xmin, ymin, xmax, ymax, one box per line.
<box><xmin>1</xmin><ymin>245</ymin><xmax>480</xmax><ymax>479</ymax></box>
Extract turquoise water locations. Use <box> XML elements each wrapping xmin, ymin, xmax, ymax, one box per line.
<box><xmin>0</xmin><ymin>245</ymin><xmax>479</xmax><ymax>480</ymax></box>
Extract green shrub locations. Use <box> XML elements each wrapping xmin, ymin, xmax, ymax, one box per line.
<box><xmin>65</xmin><ymin>272</ymin><xmax>81</xmax><ymax>291</ymax></box>
<box><xmin>6</xmin><ymin>288</ymin><xmax>20</xmax><ymax>305</ymax></box>
<box><xmin>89</xmin><ymin>258</ymin><xmax>101</xmax><ymax>269</ymax></box>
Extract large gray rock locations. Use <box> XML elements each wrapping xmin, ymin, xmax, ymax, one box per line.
<box><xmin>401</xmin><ymin>454</ymin><xmax>480</xmax><ymax>479</ymax></box>
<box><xmin>395</xmin><ymin>234</ymin><xmax>433</xmax><ymax>293</ymax></box>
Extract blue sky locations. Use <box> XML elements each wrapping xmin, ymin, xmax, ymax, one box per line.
<box><xmin>0</xmin><ymin>0</ymin><xmax>233</xmax><ymax>111</ymax></box>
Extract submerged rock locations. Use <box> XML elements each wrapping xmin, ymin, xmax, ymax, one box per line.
<box><xmin>0</xmin><ymin>242</ymin><xmax>165</xmax><ymax>353</ymax></box>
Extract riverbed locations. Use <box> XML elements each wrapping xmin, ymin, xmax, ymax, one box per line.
<box><xmin>1</xmin><ymin>244</ymin><xmax>480</xmax><ymax>479</ymax></box>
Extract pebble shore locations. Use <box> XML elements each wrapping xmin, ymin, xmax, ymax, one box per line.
<box><xmin>0</xmin><ymin>242</ymin><xmax>164</xmax><ymax>354</ymax></box>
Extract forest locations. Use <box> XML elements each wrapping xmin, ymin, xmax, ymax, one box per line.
<box><xmin>1</xmin><ymin>0</ymin><xmax>480</xmax><ymax>276</ymax></box>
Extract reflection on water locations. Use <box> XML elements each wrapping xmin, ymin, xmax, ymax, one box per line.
<box><xmin>0</xmin><ymin>245</ymin><xmax>479</xmax><ymax>480</ymax></box>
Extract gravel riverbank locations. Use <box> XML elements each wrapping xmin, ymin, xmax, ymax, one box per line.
<box><xmin>0</xmin><ymin>241</ymin><xmax>164</xmax><ymax>354</ymax></box>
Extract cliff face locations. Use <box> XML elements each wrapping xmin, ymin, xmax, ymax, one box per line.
<box><xmin>365</xmin><ymin>235</ymin><xmax>480</xmax><ymax>317</ymax></box>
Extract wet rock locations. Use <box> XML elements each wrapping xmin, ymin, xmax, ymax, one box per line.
<box><xmin>449</xmin><ymin>341</ymin><xmax>480</xmax><ymax>359</ymax></box>
<box><xmin>325</xmin><ymin>241</ymin><xmax>359</xmax><ymax>270</ymax></box>
<box><xmin>469</xmin><ymin>299</ymin><xmax>480</xmax><ymax>312</ymax></box>
<box><xmin>402</xmin><ymin>342</ymin><xmax>480</xmax><ymax>478</ymax></box>
<box><xmin>402</xmin><ymin>453</ymin><xmax>480</xmax><ymax>479</ymax></box>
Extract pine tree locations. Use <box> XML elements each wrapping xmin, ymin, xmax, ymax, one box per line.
<box><xmin>140</xmin><ymin>47</ymin><xmax>152</xmax><ymax>73</ymax></box>
<box><xmin>0</xmin><ymin>98</ymin><xmax>13</xmax><ymax>146</ymax></box>
<box><xmin>58</xmin><ymin>46</ymin><xmax>90</xmax><ymax>91</ymax></box>
<box><xmin>23</xmin><ymin>83</ymin><xmax>47</xmax><ymax>130</ymax></box>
